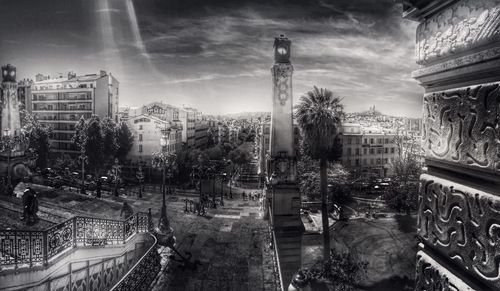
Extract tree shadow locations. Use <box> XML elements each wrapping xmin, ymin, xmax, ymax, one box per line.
<box><xmin>394</xmin><ymin>214</ymin><xmax>416</xmax><ymax>234</ymax></box>
<box><xmin>361</xmin><ymin>275</ymin><xmax>414</xmax><ymax>291</ymax></box>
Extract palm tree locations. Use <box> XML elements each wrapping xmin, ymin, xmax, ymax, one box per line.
<box><xmin>295</xmin><ymin>86</ymin><xmax>344</xmax><ymax>261</ymax></box>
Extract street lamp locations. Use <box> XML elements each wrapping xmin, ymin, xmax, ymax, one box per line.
<box><xmin>152</xmin><ymin>150</ymin><xmax>176</xmax><ymax>247</ymax></box>
<box><xmin>220</xmin><ymin>172</ymin><xmax>226</xmax><ymax>207</ymax></box>
<box><xmin>108</xmin><ymin>158</ymin><xmax>121</xmax><ymax>197</ymax></box>
<box><xmin>160</xmin><ymin>128</ymin><xmax>171</xmax><ymax>196</ymax></box>
<box><xmin>228</xmin><ymin>161</ymin><xmax>234</xmax><ymax>199</ymax></box>
<box><xmin>136</xmin><ymin>165</ymin><xmax>144</xmax><ymax>198</ymax></box>
<box><xmin>2</xmin><ymin>129</ymin><xmax>13</xmax><ymax>196</ymax></box>
<box><xmin>269</xmin><ymin>172</ymin><xmax>278</xmax><ymax>219</ymax></box>
<box><xmin>78</xmin><ymin>149</ymin><xmax>88</xmax><ymax>195</ymax></box>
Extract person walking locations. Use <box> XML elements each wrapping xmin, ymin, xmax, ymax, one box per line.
<box><xmin>120</xmin><ymin>201</ymin><xmax>134</xmax><ymax>219</ymax></box>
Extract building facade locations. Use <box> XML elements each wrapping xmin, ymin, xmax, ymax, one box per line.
<box><xmin>339</xmin><ymin>124</ymin><xmax>398</xmax><ymax>178</ymax></box>
<box><xmin>126</xmin><ymin>114</ymin><xmax>182</xmax><ymax>161</ymax></box>
<box><xmin>29</xmin><ymin>70</ymin><xmax>119</xmax><ymax>154</ymax></box>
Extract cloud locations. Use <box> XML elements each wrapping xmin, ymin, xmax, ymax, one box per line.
<box><xmin>0</xmin><ymin>0</ymin><xmax>422</xmax><ymax>117</ymax></box>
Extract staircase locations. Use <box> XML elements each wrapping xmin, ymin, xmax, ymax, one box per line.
<box><xmin>0</xmin><ymin>210</ymin><xmax>160</xmax><ymax>291</ymax></box>
<box><xmin>238</xmin><ymin>160</ymin><xmax>260</xmax><ymax>185</ymax></box>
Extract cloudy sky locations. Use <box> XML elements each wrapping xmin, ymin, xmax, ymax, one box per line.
<box><xmin>0</xmin><ymin>0</ymin><xmax>422</xmax><ymax>117</ymax></box>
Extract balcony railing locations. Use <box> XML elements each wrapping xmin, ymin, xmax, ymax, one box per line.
<box><xmin>110</xmin><ymin>235</ymin><xmax>161</xmax><ymax>291</ymax></box>
<box><xmin>32</xmin><ymin>108</ymin><xmax>92</xmax><ymax>112</ymax></box>
<box><xmin>0</xmin><ymin>212</ymin><xmax>150</xmax><ymax>270</ymax></box>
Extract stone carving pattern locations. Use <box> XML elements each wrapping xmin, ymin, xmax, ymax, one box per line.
<box><xmin>422</xmin><ymin>83</ymin><xmax>500</xmax><ymax>172</ymax></box>
<box><xmin>416</xmin><ymin>251</ymin><xmax>474</xmax><ymax>291</ymax></box>
<box><xmin>273</xmin><ymin>63</ymin><xmax>293</xmax><ymax>105</ymax></box>
<box><xmin>418</xmin><ymin>174</ymin><xmax>500</xmax><ymax>289</ymax></box>
<box><xmin>416</xmin><ymin>0</ymin><xmax>500</xmax><ymax>65</ymax></box>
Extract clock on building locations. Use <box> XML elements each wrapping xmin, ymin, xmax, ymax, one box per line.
<box><xmin>277</xmin><ymin>47</ymin><xmax>287</xmax><ymax>55</ymax></box>
<box><xmin>1</xmin><ymin>64</ymin><xmax>16</xmax><ymax>82</ymax></box>
<box><xmin>274</xmin><ymin>34</ymin><xmax>291</xmax><ymax>63</ymax></box>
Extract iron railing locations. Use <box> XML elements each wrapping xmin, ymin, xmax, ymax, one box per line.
<box><xmin>110</xmin><ymin>235</ymin><xmax>161</xmax><ymax>291</ymax></box>
<box><xmin>269</xmin><ymin>206</ymin><xmax>284</xmax><ymax>291</ymax></box>
<box><xmin>0</xmin><ymin>212</ymin><xmax>150</xmax><ymax>270</ymax></box>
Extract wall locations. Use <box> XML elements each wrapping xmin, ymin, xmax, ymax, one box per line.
<box><xmin>404</xmin><ymin>1</ymin><xmax>500</xmax><ymax>289</ymax></box>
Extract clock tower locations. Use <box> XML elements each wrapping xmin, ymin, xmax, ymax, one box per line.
<box><xmin>267</xmin><ymin>35</ymin><xmax>301</xmax><ymax>227</ymax></box>
<box><xmin>1</xmin><ymin>64</ymin><xmax>22</xmax><ymax>138</ymax></box>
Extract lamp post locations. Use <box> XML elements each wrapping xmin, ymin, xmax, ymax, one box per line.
<box><xmin>136</xmin><ymin>165</ymin><xmax>144</xmax><ymax>198</ymax></box>
<box><xmin>108</xmin><ymin>158</ymin><xmax>121</xmax><ymax>197</ymax></box>
<box><xmin>220</xmin><ymin>172</ymin><xmax>226</xmax><ymax>206</ymax></box>
<box><xmin>269</xmin><ymin>172</ymin><xmax>278</xmax><ymax>219</ymax></box>
<box><xmin>2</xmin><ymin>129</ymin><xmax>13</xmax><ymax>196</ymax></box>
<box><xmin>159</xmin><ymin>128</ymin><xmax>171</xmax><ymax>196</ymax></box>
<box><xmin>228</xmin><ymin>161</ymin><xmax>234</xmax><ymax>199</ymax></box>
<box><xmin>152</xmin><ymin>131</ymin><xmax>177</xmax><ymax>246</ymax></box>
<box><xmin>78</xmin><ymin>149</ymin><xmax>88</xmax><ymax>195</ymax></box>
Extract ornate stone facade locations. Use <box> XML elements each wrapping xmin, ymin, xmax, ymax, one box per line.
<box><xmin>405</xmin><ymin>1</ymin><xmax>500</xmax><ymax>290</ymax></box>
<box><xmin>422</xmin><ymin>83</ymin><xmax>500</xmax><ymax>172</ymax></box>
<box><xmin>272</xmin><ymin>63</ymin><xmax>293</xmax><ymax>105</ymax></box>
<box><xmin>418</xmin><ymin>174</ymin><xmax>500</xmax><ymax>289</ymax></box>
<box><xmin>416</xmin><ymin>251</ymin><xmax>478</xmax><ymax>291</ymax></box>
<box><xmin>416</xmin><ymin>0</ymin><xmax>500</xmax><ymax>65</ymax></box>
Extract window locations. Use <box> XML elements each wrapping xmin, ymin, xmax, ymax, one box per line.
<box><xmin>355</xmin><ymin>138</ymin><xmax>360</xmax><ymax>145</ymax></box>
<box><xmin>363</xmin><ymin>148</ymin><xmax>367</xmax><ymax>155</ymax></box>
<box><xmin>384</xmin><ymin>158</ymin><xmax>388</xmax><ymax>164</ymax></box>
<box><xmin>391</xmin><ymin>147</ymin><xmax>395</xmax><ymax>154</ymax></box>
<box><xmin>355</xmin><ymin>148</ymin><xmax>360</xmax><ymax>155</ymax></box>
<box><xmin>370</xmin><ymin>138</ymin><xmax>374</xmax><ymax>144</ymax></box>
<box><xmin>385</xmin><ymin>138</ymin><xmax>389</xmax><ymax>144</ymax></box>
<box><xmin>138</xmin><ymin>145</ymin><xmax>143</xmax><ymax>152</ymax></box>
<box><xmin>385</xmin><ymin>148</ymin><xmax>388</xmax><ymax>154</ymax></box>
<box><xmin>370</xmin><ymin>158</ymin><xmax>374</xmax><ymax>165</ymax></box>
<box><xmin>139</xmin><ymin>125</ymin><xmax>143</xmax><ymax>130</ymax></box>
<box><xmin>370</xmin><ymin>148</ymin><xmax>374</xmax><ymax>154</ymax></box>
<box><xmin>377</xmin><ymin>148</ymin><xmax>382</xmax><ymax>154</ymax></box>
<box><xmin>347</xmin><ymin>138</ymin><xmax>352</xmax><ymax>145</ymax></box>
<box><xmin>363</xmin><ymin>159</ymin><xmax>367</xmax><ymax>165</ymax></box>
<box><xmin>139</xmin><ymin>134</ymin><xmax>143</xmax><ymax>141</ymax></box>
<box><xmin>347</xmin><ymin>148</ymin><xmax>351</xmax><ymax>156</ymax></box>
<box><xmin>376</xmin><ymin>158</ymin><xmax>381</xmax><ymax>165</ymax></box>
<box><xmin>355</xmin><ymin>159</ymin><xmax>359</xmax><ymax>166</ymax></box>
<box><xmin>364</xmin><ymin>138</ymin><xmax>368</xmax><ymax>144</ymax></box>
<box><xmin>378</xmin><ymin>138</ymin><xmax>382</xmax><ymax>144</ymax></box>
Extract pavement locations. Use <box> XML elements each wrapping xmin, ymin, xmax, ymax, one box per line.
<box><xmin>330</xmin><ymin>215</ymin><xmax>417</xmax><ymax>290</ymax></box>
<box><xmin>0</xmin><ymin>183</ymin><xmax>277</xmax><ymax>291</ymax></box>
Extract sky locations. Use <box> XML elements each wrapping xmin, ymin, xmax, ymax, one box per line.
<box><xmin>0</xmin><ymin>0</ymin><xmax>423</xmax><ymax>117</ymax></box>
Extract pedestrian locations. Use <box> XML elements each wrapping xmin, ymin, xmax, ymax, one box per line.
<box><xmin>96</xmin><ymin>178</ymin><xmax>102</xmax><ymax>198</ymax></box>
<box><xmin>22</xmin><ymin>188</ymin><xmax>39</xmax><ymax>225</ymax></box>
<box><xmin>120</xmin><ymin>201</ymin><xmax>134</xmax><ymax>219</ymax></box>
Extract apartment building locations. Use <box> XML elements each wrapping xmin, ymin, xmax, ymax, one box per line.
<box><xmin>29</xmin><ymin>70</ymin><xmax>119</xmax><ymax>154</ymax></box>
<box><xmin>340</xmin><ymin>123</ymin><xmax>398</xmax><ymax>178</ymax></box>
<box><xmin>178</xmin><ymin>107</ymin><xmax>197</xmax><ymax>148</ymax></box>
<box><xmin>126</xmin><ymin>114</ymin><xmax>182</xmax><ymax>161</ymax></box>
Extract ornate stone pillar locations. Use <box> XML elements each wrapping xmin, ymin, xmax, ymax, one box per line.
<box><xmin>404</xmin><ymin>1</ymin><xmax>500</xmax><ymax>290</ymax></box>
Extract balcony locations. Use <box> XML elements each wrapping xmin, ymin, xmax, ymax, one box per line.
<box><xmin>32</xmin><ymin>98</ymin><xmax>92</xmax><ymax>103</ymax></box>
<box><xmin>32</xmin><ymin>108</ymin><xmax>92</xmax><ymax>113</ymax></box>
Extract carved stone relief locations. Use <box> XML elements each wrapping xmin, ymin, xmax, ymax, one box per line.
<box><xmin>416</xmin><ymin>0</ymin><xmax>500</xmax><ymax>65</ymax></box>
<box><xmin>272</xmin><ymin>63</ymin><xmax>293</xmax><ymax>105</ymax></box>
<box><xmin>422</xmin><ymin>82</ymin><xmax>500</xmax><ymax>173</ymax></box>
<box><xmin>416</xmin><ymin>251</ymin><xmax>477</xmax><ymax>291</ymax></box>
<box><xmin>418</xmin><ymin>174</ymin><xmax>500</xmax><ymax>289</ymax></box>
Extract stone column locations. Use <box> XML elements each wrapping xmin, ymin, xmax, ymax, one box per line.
<box><xmin>403</xmin><ymin>1</ymin><xmax>500</xmax><ymax>290</ymax></box>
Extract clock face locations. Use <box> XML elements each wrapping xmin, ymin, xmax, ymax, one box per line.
<box><xmin>9</xmin><ymin>71</ymin><xmax>15</xmax><ymax>77</ymax></box>
<box><xmin>277</xmin><ymin>47</ymin><xmax>287</xmax><ymax>55</ymax></box>
<box><xmin>2</xmin><ymin>70</ymin><xmax>6</xmax><ymax>76</ymax></box>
